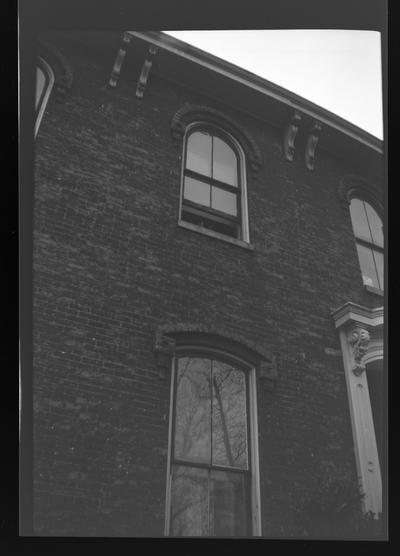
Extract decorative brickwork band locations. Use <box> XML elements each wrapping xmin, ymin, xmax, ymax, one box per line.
<box><xmin>108</xmin><ymin>32</ymin><xmax>132</xmax><ymax>88</ymax></box>
<box><xmin>170</xmin><ymin>104</ymin><xmax>262</xmax><ymax>177</ymax></box>
<box><xmin>348</xmin><ymin>327</ymin><xmax>371</xmax><ymax>376</ymax></box>
<box><xmin>154</xmin><ymin>322</ymin><xmax>277</xmax><ymax>387</ymax></box>
<box><xmin>136</xmin><ymin>45</ymin><xmax>158</xmax><ymax>98</ymax></box>
<box><xmin>305</xmin><ymin>121</ymin><xmax>322</xmax><ymax>171</ymax></box>
<box><xmin>283</xmin><ymin>110</ymin><xmax>302</xmax><ymax>162</ymax></box>
<box><xmin>37</xmin><ymin>39</ymin><xmax>74</xmax><ymax>101</ymax></box>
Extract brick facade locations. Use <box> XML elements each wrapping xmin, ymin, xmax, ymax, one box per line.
<box><xmin>31</xmin><ymin>32</ymin><xmax>383</xmax><ymax>536</ymax></box>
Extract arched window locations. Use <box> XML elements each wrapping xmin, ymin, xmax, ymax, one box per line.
<box><xmin>166</xmin><ymin>348</ymin><xmax>260</xmax><ymax>536</ymax></box>
<box><xmin>35</xmin><ymin>57</ymin><xmax>54</xmax><ymax>137</ymax></box>
<box><xmin>349</xmin><ymin>198</ymin><xmax>384</xmax><ymax>291</ymax></box>
<box><xmin>180</xmin><ymin>125</ymin><xmax>249</xmax><ymax>242</ymax></box>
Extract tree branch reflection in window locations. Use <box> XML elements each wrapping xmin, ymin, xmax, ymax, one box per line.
<box><xmin>170</xmin><ymin>356</ymin><xmax>250</xmax><ymax>536</ymax></box>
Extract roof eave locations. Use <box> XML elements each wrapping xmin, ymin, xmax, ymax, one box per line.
<box><xmin>127</xmin><ymin>30</ymin><xmax>383</xmax><ymax>154</ymax></box>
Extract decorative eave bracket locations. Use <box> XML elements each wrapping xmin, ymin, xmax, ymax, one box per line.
<box><xmin>347</xmin><ymin>327</ymin><xmax>371</xmax><ymax>375</ymax></box>
<box><xmin>136</xmin><ymin>45</ymin><xmax>158</xmax><ymax>99</ymax></box>
<box><xmin>283</xmin><ymin>110</ymin><xmax>302</xmax><ymax>162</ymax></box>
<box><xmin>305</xmin><ymin>120</ymin><xmax>322</xmax><ymax>171</ymax></box>
<box><xmin>332</xmin><ymin>301</ymin><xmax>383</xmax><ymax>375</ymax></box>
<box><xmin>108</xmin><ymin>32</ymin><xmax>132</xmax><ymax>88</ymax></box>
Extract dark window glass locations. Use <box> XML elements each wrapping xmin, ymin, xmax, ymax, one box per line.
<box><xmin>36</xmin><ymin>66</ymin><xmax>47</xmax><ymax>110</ymax></box>
<box><xmin>187</xmin><ymin>131</ymin><xmax>212</xmax><ymax>177</ymax></box>
<box><xmin>374</xmin><ymin>250</ymin><xmax>384</xmax><ymax>291</ymax></box>
<box><xmin>356</xmin><ymin>244</ymin><xmax>379</xmax><ymax>289</ymax></box>
<box><xmin>170</xmin><ymin>466</ymin><xmax>209</xmax><ymax>536</ymax></box>
<box><xmin>350</xmin><ymin>198</ymin><xmax>383</xmax><ymax>291</ymax></box>
<box><xmin>209</xmin><ymin>470</ymin><xmax>248</xmax><ymax>536</ymax></box>
<box><xmin>184</xmin><ymin>177</ymin><xmax>211</xmax><ymax>208</ymax></box>
<box><xmin>174</xmin><ymin>358</ymin><xmax>211</xmax><ymax>464</ymax></box>
<box><xmin>212</xmin><ymin>360</ymin><xmax>248</xmax><ymax>468</ymax></box>
<box><xmin>365</xmin><ymin>203</ymin><xmax>384</xmax><ymax>248</ymax></box>
<box><xmin>170</xmin><ymin>356</ymin><xmax>250</xmax><ymax>536</ymax></box>
<box><xmin>213</xmin><ymin>136</ymin><xmax>238</xmax><ymax>186</ymax></box>
<box><xmin>350</xmin><ymin>198</ymin><xmax>372</xmax><ymax>243</ymax></box>
<box><xmin>211</xmin><ymin>187</ymin><xmax>237</xmax><ymax>216</ymax></box>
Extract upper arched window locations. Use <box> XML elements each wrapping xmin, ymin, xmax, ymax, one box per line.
<box><xmin>35</xmin><ymin>57</ymin><xmax>54</xmax><ymax>137</ymax></box>
<box><xmin>349</xmin><ymin>198</ymin><xmax>384</xmax><ymax>291</ymax></box>
<box><xmin>180</xmin><ymin>125</ymin><xmax>249</xmax><ymax>242</ymax></box>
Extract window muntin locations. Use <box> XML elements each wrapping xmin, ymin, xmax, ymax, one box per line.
<box><xmin>181</xmin><ymin>126</ymin><xmax>246</xmax><ymax>241</ymax></box>
<box><xmin>349</xmin><ymin>198</ymin><xmax>384</xmax><ymax>290</ymax></box>
<box><xmin>169</xmin><ymin>354</ymin><xmax>252</xmax><ymax>536</ymax></box>
<box><xmin>35</xmin><ymin>57</ymin><xmax>54</xmax><ymax>137</ymax></box>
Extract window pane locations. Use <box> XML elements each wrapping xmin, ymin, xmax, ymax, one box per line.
<box><xmin>212</xmin><ymin>136</ymin><xmax>238</xmax><ymax>186</ymax></box>
<box><xmin>212</xmin><ymin>361</ymin><xmax>248</xmax><ymax>469</ymax></box>
<box><xmin>365</xmin><ymin>203</ymin><xmax>384</xmax><ymax>248</ymax></box>
<box><xmin>36</xmin><ymin>66</ymin><xmax>46</xmax><ymax>110</ymax></box>
<box><xmin>211</xmin><ymin>187</ymin><xmax>237</xmax><ymax>216</ymax></box>
<box><xmin>373</xmin><ymin>249</ymin><xmax>384</xmax><ymax>291</ymax></box>
<box><xmin>186</xmin><ymin>131</ymin><xmax>212</xmax><ymax>177</ymax></box>
<box><xmin>170</xmin><ymin>466</ymin><xmax>209</xmax><ymax>536</ymax></box>
<box><xmin>350</xmin><ymin>199</ymin><xmax>372</xmax><ymax>243</ymax></box>
<box><xmin>174</xmin><ymin>357</ymin><xmax>211</xmax><ymax>464</ymax></box>
<box><xmin>210</xmin><ymin>470</ymin><xmax>248</xmax><ymax>536</ymax></box>
<box><xmin>356</xmin><ymin>243</ymin><xmax>379</xmax><ymax>288</ymax></box>
<box><xmin>184</xmin><ymin>177</ymin><xmax>210</xmax><ymax>207</ymax></box>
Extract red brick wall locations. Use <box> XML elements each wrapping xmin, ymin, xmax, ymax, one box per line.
<box><xmin>32</xmin><ymin>35</ymin><xmax>382</xmax><ymax>536</ymax></box>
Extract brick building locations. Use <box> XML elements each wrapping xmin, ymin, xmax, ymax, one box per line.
<box><xmin>27</xmin><ymin>31</ymin><xmax>385</xmax><ymax>537</ymax></box>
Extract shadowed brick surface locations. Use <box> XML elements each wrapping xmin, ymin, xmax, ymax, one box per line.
<box><xmin>32</xmin><ymin>35</ymin><xmax>382</xmax><ymax>536</ymax></box>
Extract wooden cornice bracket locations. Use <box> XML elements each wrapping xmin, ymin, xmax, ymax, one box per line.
<box><xmin>136</xmin><ymin>45</ymin><xmax>158</xmax><ymax>99</ymax></box>
<box><xmin>108</xmin><ymin>32</ymin><xmax>132</xmax><ymax>88</ymax></box>
<box><xmin>347</xmin><ymin>327</ymin><xmax>371</xmax><ymax>376</ymax></box>
<box><xmin>305</xmin><ymin>121</ymin><xmax>322</xmax><ymax>171</ymax></box>
<box><xmin>283</xmin><ymin>111</ymin><xmax>302</xmax><ymax>161</ymax></box>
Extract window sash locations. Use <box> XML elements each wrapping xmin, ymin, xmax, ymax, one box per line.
<box><xmin>181</xmin><ymin>127</ymin><xmax>245</xmax><ymax>239</ymax></box>
<box><xmin>169</xmin><ymin>464</ymin><xmax>251</xmax><ymax>536</ymax></box>
<box><xmin>168</xmin><ymin>354</ymin><xmax>252</xmax><ymax>536</ymax></box>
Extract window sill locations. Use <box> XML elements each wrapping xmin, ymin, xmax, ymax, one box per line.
<box><xmin>177</xmin><ymin>220</ymin><xmax>254</xmax><ymax>251</ymax></box>
<box><xmin>364</xmin><ymin>285</ymin><xmax>384</xmax><ymax>297</ymax></box>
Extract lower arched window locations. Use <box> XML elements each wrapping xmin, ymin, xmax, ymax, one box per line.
<box><xmin>166</xmin><ymin>350</ymin><xmax>260</xmax><ymax>536</ymax></box>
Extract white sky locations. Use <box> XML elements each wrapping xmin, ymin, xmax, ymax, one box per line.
<box><xmin>164</xmin><ymin>30</ymin><xmax>383</xmax><ymax>139</ymax></box>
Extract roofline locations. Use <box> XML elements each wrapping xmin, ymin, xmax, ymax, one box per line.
<box><xmin>127</xmin><ymin>31</ymin><xmax>383</xmax><ymax>154</ymax></box>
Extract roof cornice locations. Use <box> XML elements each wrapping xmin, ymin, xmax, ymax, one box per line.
<box><xmin>127</xmin><ymin>31</ymin><xmax>383</xmax><ymax>154</ymax></box>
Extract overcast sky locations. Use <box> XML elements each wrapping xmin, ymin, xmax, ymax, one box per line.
<box><xmin>164</xmin><ymin>30</ymin><xmax>383</xmax><ymax>140</ymax></box>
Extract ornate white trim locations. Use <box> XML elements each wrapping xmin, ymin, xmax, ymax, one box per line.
<box><xmin>332</xmin><ymin>302</ymin><xmax>383</xmax><ymax>517</ymax></box>
<box><xmin>348</xmin><ymin>327</ymin><xmax>370</xmax><ymax>376</ymax></box>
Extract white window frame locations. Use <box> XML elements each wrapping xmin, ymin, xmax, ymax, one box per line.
<box><xmin>164</xmin><ymin>346</ymin><xmax>261</xmax><ymax>536</ymax></box>
<box><xmin>332</xmin><ymin>302</ymin><xmax>384</xmax><ymax>517</ymax></box>
<box><xmin>35</xmin><ymin>57</ymin><xmax>55</xmax><ymax>137</ymax></box>
<box><xmin>178</xmin><ymin>122</ymin><xmax>250</xmax><ymax>245</ymax></box>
